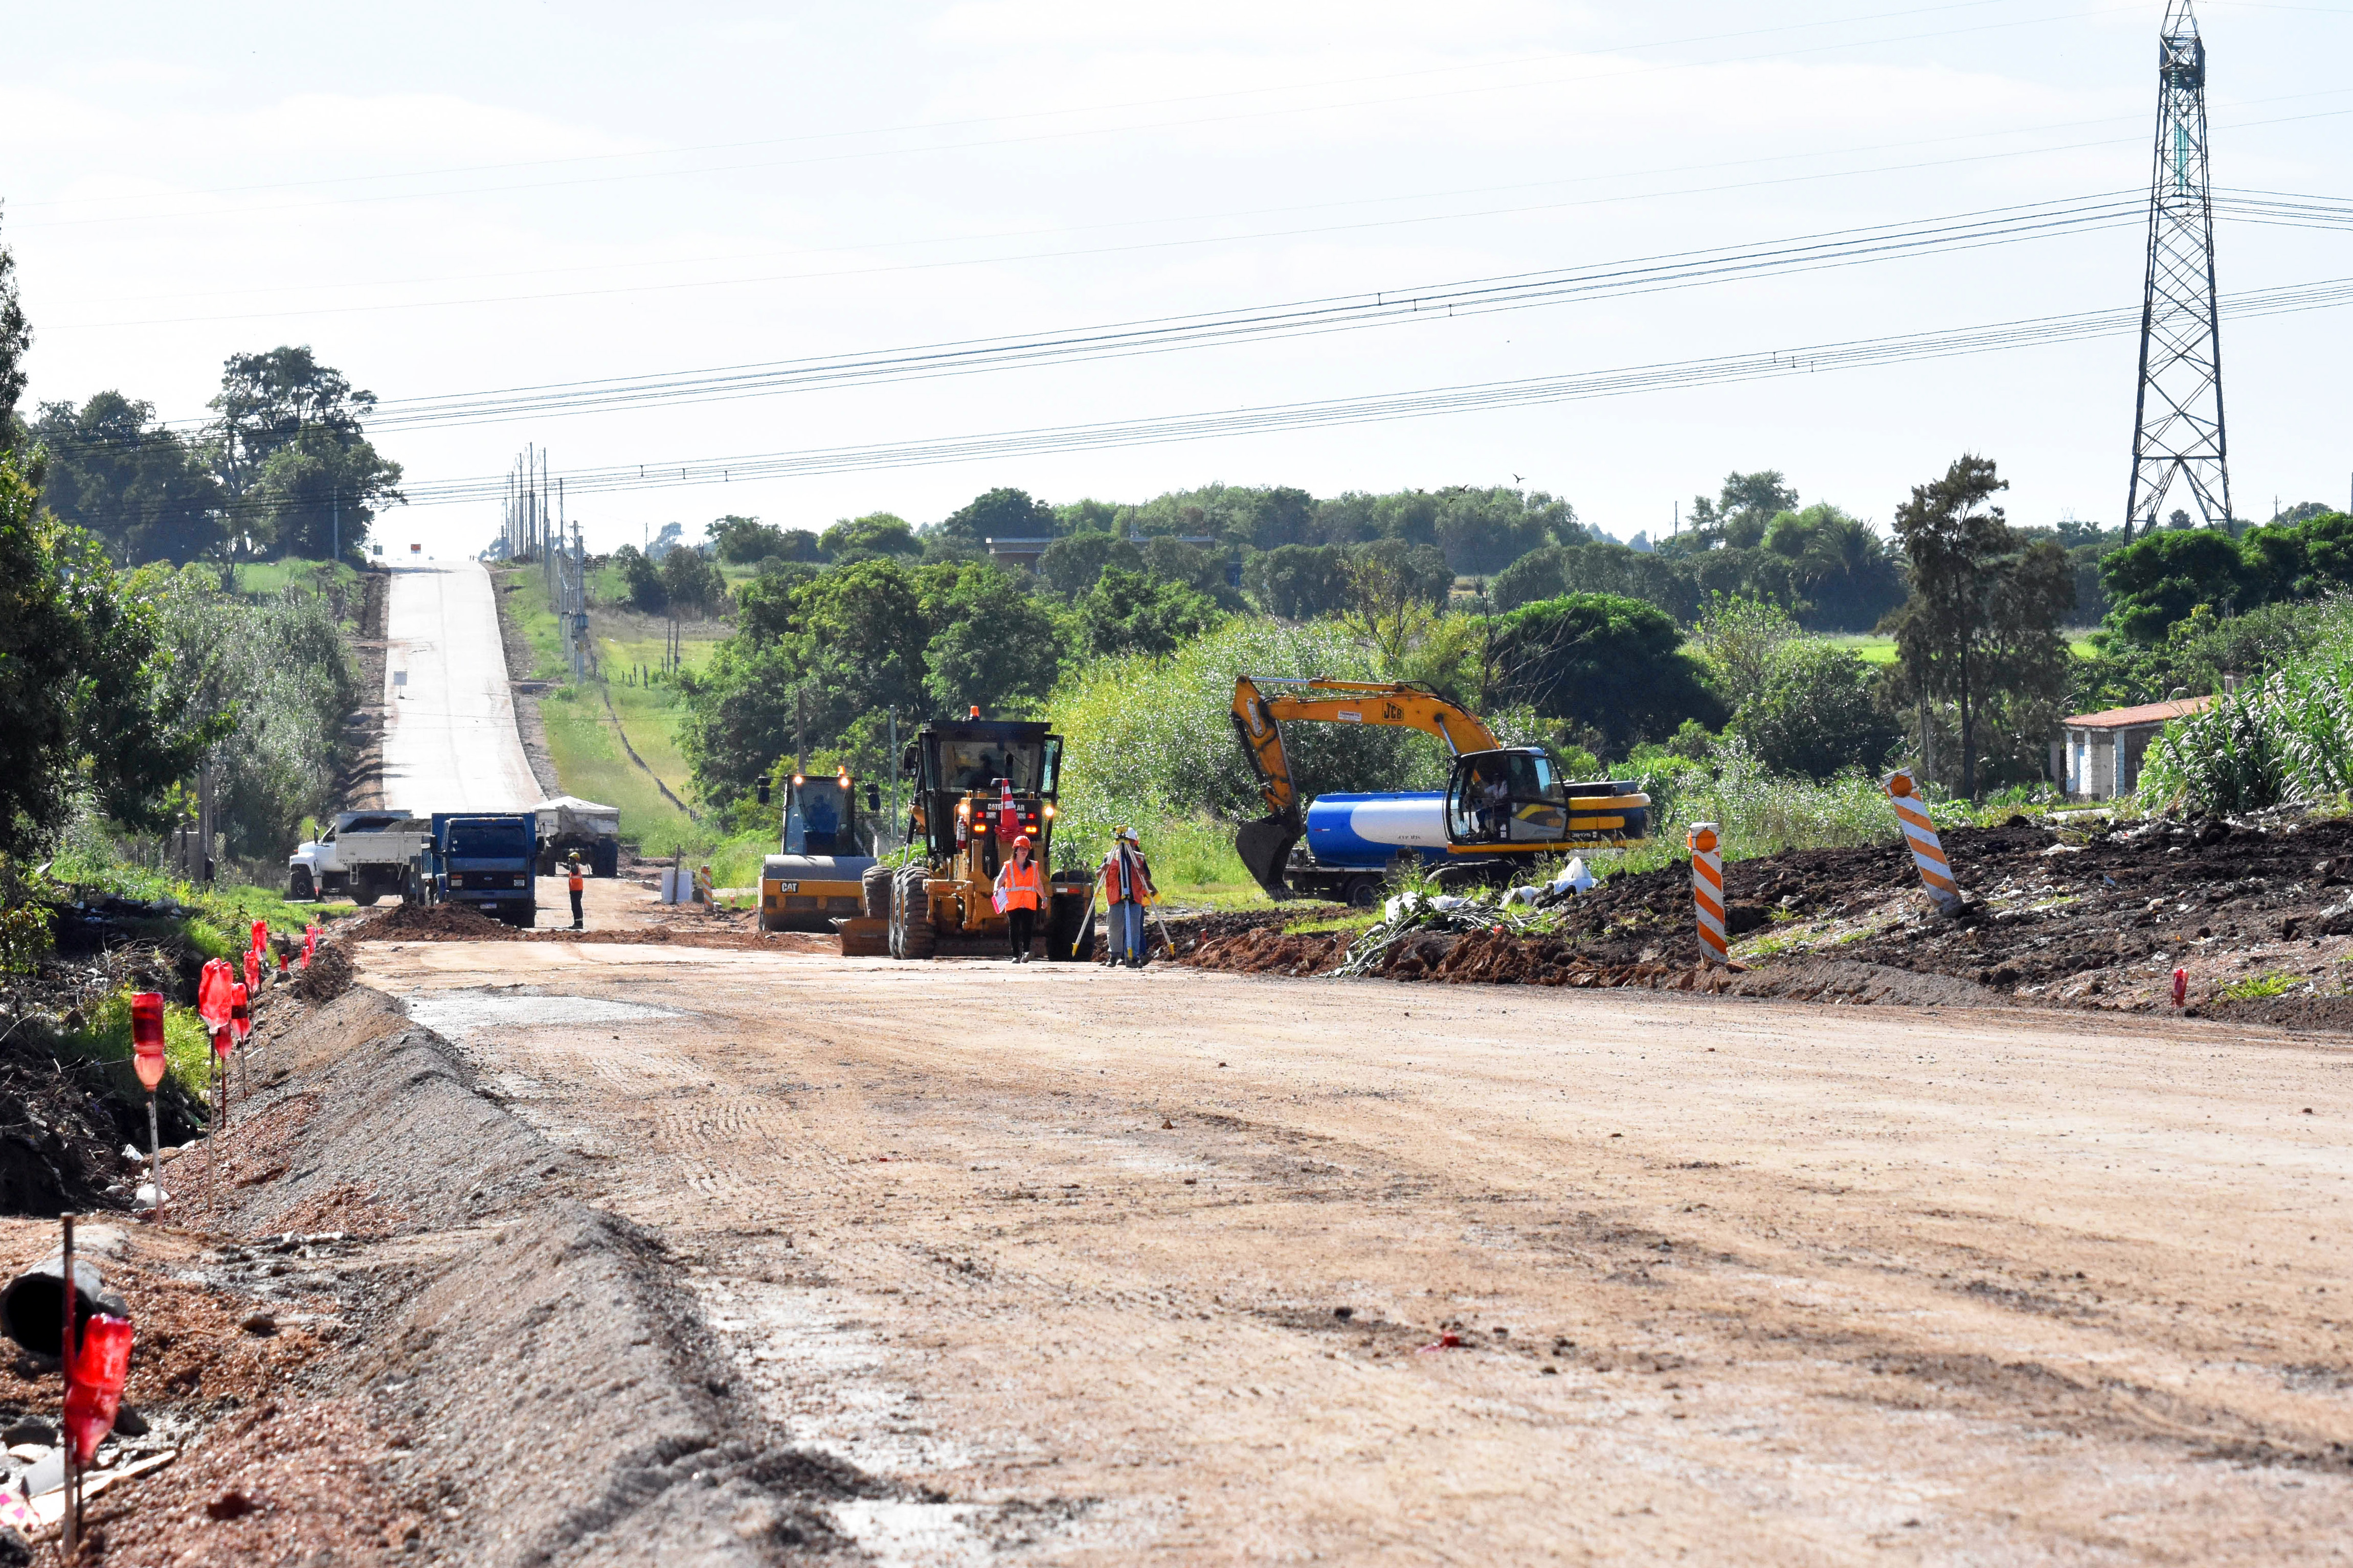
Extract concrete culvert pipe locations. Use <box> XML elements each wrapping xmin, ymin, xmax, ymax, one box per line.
<box><xmin>2</xmin><ymin>1257</ymin><xmax>128</xmax><ymax>1358</ymax></box>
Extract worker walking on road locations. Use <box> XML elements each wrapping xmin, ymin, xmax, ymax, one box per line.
<box><xmin>567</xmin><ymin>854</ymin><xmax>586</xmax><ymax>930</ymax></box>
<box><xmin>993</xmin><ymin>834</ymin><xmax>1044</xmax><ymax>963</ymax></box>
<box><xmin>1097</xmin><ymin>827</ymin><xmax>1157</xmax><ymax>969</ymax></box>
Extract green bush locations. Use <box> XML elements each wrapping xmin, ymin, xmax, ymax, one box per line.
<box><xmin>1048</xmin><ymin>618</ymin><xmax>1446</xmax><ymax>869</ymax></box>
<box><xmin>2138</xmin><ymin>610</ymin><xmax>2353</xmax><ymax>814</ymax></box>
<box><xmin>1735</xmin><ymin>640</ymin><xmax>1901</xmax><ymax>780</ymax></box>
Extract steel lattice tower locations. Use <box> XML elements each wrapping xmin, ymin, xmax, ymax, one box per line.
<box><xmin>2124</xmin><ymin>0</ymin><xmax>2229</xmax><ymax>539</ymax></box>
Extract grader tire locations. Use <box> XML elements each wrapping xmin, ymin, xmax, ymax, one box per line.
<box><xmin>894</xmin><ymin>866</ymin><xmax>935</xmax><ymax>960</ymax></box>
<box><xmin>862</xmin><ymin>863</ymin><xmax>894</xmax><ymax>920</ymax></box>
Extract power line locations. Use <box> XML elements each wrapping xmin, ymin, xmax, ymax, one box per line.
<box><xmin>152</xmin><ymin>272</ymin><xmax>2338</xmax><ymax>526</ymax></box>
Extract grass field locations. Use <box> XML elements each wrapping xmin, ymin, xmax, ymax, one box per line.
<box><xmin>1827</xmin><ymin>632</ymin><xmax>2101</xmax><ymax>665</ymax></box>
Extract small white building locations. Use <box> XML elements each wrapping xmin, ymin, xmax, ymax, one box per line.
<box><xmin>2055</xmin><ymin>696</ymin><xmax>2216</xmax><ymax>800</ymax></box>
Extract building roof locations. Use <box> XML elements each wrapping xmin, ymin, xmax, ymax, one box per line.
<box><xmin>2060</xmin><ymin>695</ymin><xmax>2218</xmax><ymax>731</ymax></box>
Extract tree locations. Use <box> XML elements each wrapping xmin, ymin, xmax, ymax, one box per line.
<box><xmin>1038</xmin><ymin>532</ymin><xmax>1140</xmax><ymax>596</ymax></box>
<box><xmin>709</xmin><ymin>515</ymin><xmax>787</xmax><ymax>564</ymax></box>
<box><xmin>0</xmin><ymin>458</ymin><xmax>215</xmax><ymax>856</ymax></box>
<box><xmin>35</xmin><ymin>394</ymin><xmax>228</xmax><ymax>565</ymax></box>
<box><xmin>1760</xmin><ymin>503</ymin><xmax>1905</xmax><ymax>631</ymax></box>
<box><xmin>1337</xmin><ymin>538</ymin><xmax>1452</xmax><ymax>670</ymax></box>
<box><xmin>819</xmin><ymin>512</ymin><xmax>921</xmax><ymax>561</ymax></box>
<box><xmin>1493</xmin><ymin>593</ymin><xmax>1724</xmax><ymax>755</ymax></box>
<box><xmin>205</xmin><ymin>347</ymin><xmax>401</xmax><ymax>557</ymax></box>
<box><xmin>242</xmin><ymin>423</ymin><xmax>402</xmax><ymax>560</ymax></box>
<box><xmin>2097</xmin><ymin>527</ymin><xmax>2257</xmax><ymax>644</ymax></box>
<box><xmin>0</xmin><ymin>211</ymin><xmax>27</xmax><ymax>441</ymax></box>
<box><xmin>1247</xmin><ymin>543</ymin><xmax>1349</xmax><ymax>620</ymax></box>
<box><xmin>1432</xmin><ymin>488</ymin><xmax>1567</xmax><ymax>575</ymax></box>
<box><xmin>935</xmin><ymin>487</ymin><xmax>1055</xmax><ymax>547</ymax></box>
<box><xmin>1735</xmin><ymin>640</ymin><xmax>1900</xmax><ymax>780</ymax></box>
<box><xmin>1080</xmin><ymin>567</ymin><xmax>1221</xmax><ymax>657</ymax></box>
<box><xmin>1887</xmin><ymin>454</ymin><xmax>2074</xmax><ymax>799</ymax></box>
<box><xmin>1686</xmin><ymin>594</ymin><xmax>1801</xmax><ymax>712</ymax></box>
<box><xmin>660</xmin><ymin>544</ymin><xmax>726</xmax><ymax>616</ymax></box>
<box><xmin>922</xmin><ymin>566</ymin><xmax>1064</xmax><ymax>715</ymax></box>
<box><xmin>613</xmin><ymin>544</ymin><xmax>666</xmax><ymax>612</ymax></box>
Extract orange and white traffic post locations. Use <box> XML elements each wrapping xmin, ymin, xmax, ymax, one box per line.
<box><xmin>1688</xmin><ymin>822</ymin><xmax>1729</xmax><ymax>965</ymax></box>
<box><xmin>1883</xmin><ymin>770</ymin><xmax>1962</xmax><ymax>913</ymax></box>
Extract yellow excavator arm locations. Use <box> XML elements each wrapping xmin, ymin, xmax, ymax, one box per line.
<box><xmin>1230</xmin><ymin>676</ymin><xmax>1510</xmax><ymax>895</ymax></box>
<box><xmin>1230</xmin><ymin>676</ymin><xmax>1501</xmax><ymax>821</ymax></box>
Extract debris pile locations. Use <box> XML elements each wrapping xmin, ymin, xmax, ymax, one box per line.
<box><xmin>1180</xmin><ymin>814</ymin><xmax>2353</xmax><ymax>1021</ymax></box>
<box><xmin>356</xmin><ymin>902</ymin><xmax>518</xmax><ymax>941</ymax></box>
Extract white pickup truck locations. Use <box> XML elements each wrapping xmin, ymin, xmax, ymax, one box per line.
<box><xmin>288</xmin><ymin>811</ymin><xmax>433</xmax><ymax>905</ymax></box>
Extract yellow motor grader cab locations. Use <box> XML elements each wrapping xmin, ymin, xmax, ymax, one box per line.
<box><xmin>883</xmin><ymin>718</ymin><xmax>1094</xmax><ymax>960</ymax></box>
<box><xmin>757</xmin><ymin>768</ymin><xmax>878</xmax><ymax>933</ymax></box>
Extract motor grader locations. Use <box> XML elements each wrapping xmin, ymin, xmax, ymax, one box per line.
<box><xmin>878</xmin><ymin>717</ymin><xmax>1094</xmax><ymax>960</ymax></box>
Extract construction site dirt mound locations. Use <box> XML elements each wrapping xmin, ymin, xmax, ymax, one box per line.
<box><xmin>357</xmin><ymin>901</ymin><xmax>517</xmax><ymax>941</ymax></box>
<box><xmin>288</xmin><ymin>938</ymin><xmax>354</xmax><ymax>1002</ymax></box>
<box><xmin>1178</xmin><ymin>815</ymin><xmax>2353</xmax><ymax>1025</ymax></box>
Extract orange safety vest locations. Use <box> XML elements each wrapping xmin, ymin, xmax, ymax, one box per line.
<box><xmin>1099</xmin><ymin>844</ymin><xmax>1152</xmax><ymax>904</ymax></box>
<box><xmin>994</xmin><ymin>855</ymin><xmax>1044</xmax><ymax>912</ymax></box>
<box><xmin>569</xmin><ymin>867</ymin><xmax>584</xmax><ymax>892</ymax></box>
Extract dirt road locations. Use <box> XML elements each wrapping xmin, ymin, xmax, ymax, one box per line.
<box><xmin>356</xmin><ymin>885</ymin><xmax>2353</xmax><ymax>1563</ymax></box>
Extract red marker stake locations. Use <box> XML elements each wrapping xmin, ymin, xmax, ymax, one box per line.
<box><xmin>59</xmin><ymin>1214</ymin><xmax>76</xmax><ymax>1557</ymax></box>
<box><xmin>131</xmin><ymin>993</ymin><xmax>167</xmax><ymax>1225</ymax></box>
<box><xmin>2172</xmin><ymin>967</ymin><xmax>2188</xmax><ymax>1008</ymax></box>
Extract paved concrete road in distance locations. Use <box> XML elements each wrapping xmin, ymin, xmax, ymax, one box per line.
<box><xmin>380</xmin><ymin>561</ymin><xmax>541</xmax><ymax>815</ymax></box>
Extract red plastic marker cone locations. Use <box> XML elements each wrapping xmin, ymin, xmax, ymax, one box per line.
<box><xmin>2172</xmin><ymin>967</ymin><xmax>2187</xmax><ymax>1008</ymax></box>
<box><xmin>197</xmin><ymin>958</ymin><xmax>234</xmax><ymax>1030</ymax></box>
<box><xmin>130</xmin><ymin>994</ymin><xmax>166</xmax><ymax>1093</ymax></box>
<box><xmin>63</xmin><ymin>1314</ymin><xmax>133</xmax><ymax>1464</ymax></box>
<box><xmin>250</xmin><ymin>918</ymin><xmax>267</xmax><ymax>956</ymax></box>
<box><xmin>229</xmin><ymin>983</ymin><xmax>251</xmax><ymax>1047</ymax></box>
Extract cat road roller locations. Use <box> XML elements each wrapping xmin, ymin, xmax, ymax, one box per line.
<box><xmin>758</xmin><ymin>768</ymin><xmax>878</xmax><ymax>934</ymax></box>
<box><xmin>876</xmin><ymin>717</ymin><xmax>1095</xmax><ymax>960</ymax></box>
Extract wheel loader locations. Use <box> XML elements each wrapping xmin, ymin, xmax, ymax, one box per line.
<box><xmin>879</xmin><ymin>717</ymin><xmax>1094</xmax><ymax>960</ymax></box>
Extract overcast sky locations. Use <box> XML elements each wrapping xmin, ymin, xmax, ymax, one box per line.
<box><xmin>4</xmin><ymin>0</ymin><xmax>2348</xmax><ymax>556</ymax></box>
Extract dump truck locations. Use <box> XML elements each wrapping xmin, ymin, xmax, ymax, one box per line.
<box><xmin>533</xmin><ymin>795</ymin><xmax>621</xmax><ymax>877</ymax></box>
<box><xmin>757</xmin><ymin>768</ymin><xmax>879</xmax><ymax>934</ymax></box>
<box><xmin>1228</xmin><ymin>676</ymin><xmax>1650</xmax><ymax>901</ymax></box>
<box><xmin>407</xmin><ymin>812</ymin><xmax>539</xmax><ymax>927</ymax></box>
<box><xmin>288</xmin><ymin>811</ymin><xmax>433</xmax><ymax>905</ymax></box>
<box><xmin>878</xmin><ymin>717</ymin><xmax>1093</xmax><ymax>960</ymax></box>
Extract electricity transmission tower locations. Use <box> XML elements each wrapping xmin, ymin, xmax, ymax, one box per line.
<box><xmin>2124</xmin><ymin>0</ymin><xmax>2229</xmax><ymax>539</ymax></box>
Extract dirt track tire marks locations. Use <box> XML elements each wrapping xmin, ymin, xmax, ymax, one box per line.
<box><xmin>356</xmin><ymin>940</ymin><xmax>2353</xmax><ymax>1563</ymax></box>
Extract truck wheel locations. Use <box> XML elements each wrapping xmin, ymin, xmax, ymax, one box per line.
<box><xmin>352</xmin><ymin>888</ymin><xmax>382</xmax><ymax>908</ymax></box>
<box><xmin>894</xmin><ymin>866</ymin><xmax>933</xmax><ymax>960</ymax></box>
<box><xmin>862</xmin><ymin>864</ymin><xmax>894</xmax><ymax>920</ymax></box>
<box><xmin>1343</xmin><ymin>875</ymin><xmax>1380</xmax><ymax>908</ymax></box>
<box><xmin>288</xmin><ymin>867</ymin><xmax>315</xmax><ymax>901</ymax></box>
<box><xmin>1047</xmin><ymin>890</ymin><xmax>1090</xmax><ymax>961</ymax></box>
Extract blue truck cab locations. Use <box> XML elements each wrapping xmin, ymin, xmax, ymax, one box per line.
<box><xmin>416</xmin><ymin>812</ymin><xmax>538</xmax><ymax>927</ymax></box>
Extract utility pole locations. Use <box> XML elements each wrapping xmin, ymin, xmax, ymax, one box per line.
<box><xmin>2125</xmin><ymin>0</ymin><xmax>2230</xmax><ymax>540</ymax></box>
<box><xmin>331</xmin><ymin>489</ymin><xmax>340</xmax><ymax>565</ymax></box>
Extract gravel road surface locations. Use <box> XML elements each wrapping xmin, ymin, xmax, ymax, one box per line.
<box><xmin>356</xmin><ymin>883</ymin><xmax>2353</xmax><ymax>1564</ymax></box>
<box><xmin>379</xmin><ymin>560</ymin><xmax>541</xmax><ymax>814</ymax></box>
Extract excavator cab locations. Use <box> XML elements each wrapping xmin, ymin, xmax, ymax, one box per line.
<box><xmin>1445</xmin><ymin>749</ymin><xmax>1646</xmax><ymax>846</ymax></box>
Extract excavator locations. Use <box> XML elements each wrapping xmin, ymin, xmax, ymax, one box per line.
<box><xmin>1228</xmin><ymin>676</ymin><xmax>1650</xmax><ymax>903</ymax></box>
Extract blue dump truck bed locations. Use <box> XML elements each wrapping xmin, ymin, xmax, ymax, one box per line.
<box><xmin>425</xmin><ymin>812</ymin><xmax>538</xmax><ymax>927</ymax></box>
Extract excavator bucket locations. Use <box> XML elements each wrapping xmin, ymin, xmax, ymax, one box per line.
<box><xmin>1236</xmin><ymin>814</ymin><xmax>1301</xmax><ymax>900</ymax></box>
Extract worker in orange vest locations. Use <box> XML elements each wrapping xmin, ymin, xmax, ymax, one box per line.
<box><xmin>567</xmin><ymin>854</ymin><xmax>586</xmax><ymax>930</ymax></box>
<box><xmin>1097</xmin><ymin>827</ymin><xmax>1156</xmax><ymax>968</ymax></box>
<box><xmin>993</xmin><ymin>834</ymin><xmax>1044</xmax><ymax>963</ymax></box>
